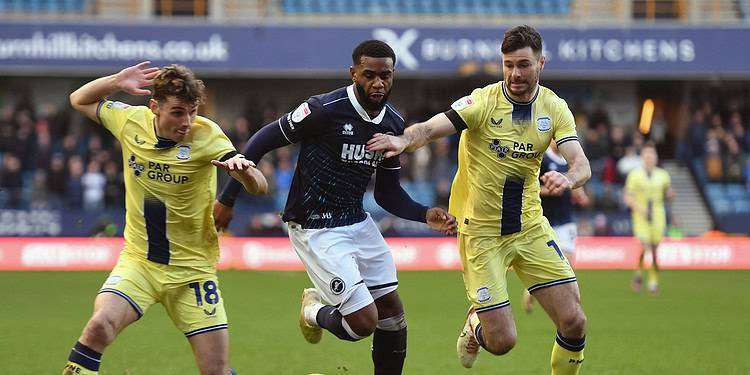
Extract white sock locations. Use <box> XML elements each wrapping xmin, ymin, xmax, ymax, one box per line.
<box><xmin>304</xmin><ymin>302</ymin><xmax>325</xmax><ymax>326</ymax></box>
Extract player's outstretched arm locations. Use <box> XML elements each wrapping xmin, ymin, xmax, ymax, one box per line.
<box><xmin>212</xmin><ymin>154</ymin><xmax>268</xmax><ymax>195</ymax></box>
<box><xmin>540</xmin><ymin>141</ymin><xmax>591</xmax><ymax>196</ymax></box>
<box><xmin>373</xmin><ymin>165</ymin><xmax>456</xmax><ymax>235</ymax></box>
<box><xmin>425</xmin><ymin>207</ymin><xmax>458</xmax><ymax>236</ymax></box>
<box><xmin>69</xmin><ymin>61</ymin><xmax>160</xmax><ymax>123</ymax></box>
<box><xmin>367</xmin><ymin>112</ymin><xmax>456</xmax><ymax>158</ymax></box>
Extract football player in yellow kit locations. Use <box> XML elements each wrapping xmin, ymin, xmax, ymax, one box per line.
<box><xmin>368</xmin><ymin>25</ymin><xmax>590</xmax><ymax>375</ymax></box>
<box><xmin>63</xmin><ymin>62</ymin><xmax>267</xmax><ymax>375</ymax></box>
<box><xmin>624</xmin><ymin>143</ymin><xmax>674</xmax><ymax>295</ymax></box>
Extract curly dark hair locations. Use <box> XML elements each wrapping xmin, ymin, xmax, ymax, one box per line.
<box><xmin>152</xmin><ymin>64</ymin><xmax>205</xmax><ymax>105</ymax></box>
<box><xmin>352</xmin><ymin>40</ymin><xmax>396</xmax><ymax>66</ymax></box>
<box><xmin>501</xmin><ymin>25</ymin><xmax>543</xmax><ymax>56</ymax></box>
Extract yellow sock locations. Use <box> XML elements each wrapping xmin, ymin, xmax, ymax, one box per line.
<box><xmin>551</xmin><ymin>333</ymin><xmax>585</xmax><ymax>375</ymax></box>
<box><xmin>648</xmin><ymin>267</ymin><xmax>659</xmax><ymax>285</ymax></box>
<box><xmin>63</xmin><ymin>362</ymin><xmax>98</xmax><ymax>374</ymax></box>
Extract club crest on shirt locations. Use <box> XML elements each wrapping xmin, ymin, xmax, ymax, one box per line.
<box><xmin>537</xmin><ymin>116</ymin><xmax>551</xmax><ymax>132</ymax></box>
<box><xmin>451</xmin><ymin>96</ymin><xmax>474</xmax><ymax>111</ymax></box>
<box><xmin>477</xmin><ymin>287</ymin><xmax>491</xmax><ymax>303</ymax></box>
<box><xmin>176</xmin><ymin>144</ymin><xmax>191</xmax><ymax>160</ymax></box>
<box><xmin>291</xmin><ymin>102</ymin><xmax>312</xmax><ymax>124</ymax></box>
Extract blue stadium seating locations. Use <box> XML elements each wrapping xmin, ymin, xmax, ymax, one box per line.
<box><xmin>0</xmin><ymin>0</ymin><xmax>85</xmax><ymax>13</ymax></box>
<box><xmin>704</xmin><ymin>183</ymin><xmax>750</xmax><ymax>215</ymax></box>
<box><xmin>280</xmin><ymin>0</ymin><xmax>571</xmax><ymax>14</ymax></box>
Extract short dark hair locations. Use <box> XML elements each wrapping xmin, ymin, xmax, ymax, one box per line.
<box><xmin>352</xmin><ymin>40</ymin><xmax>396</xmax><ymax>66</ymax></box>
<box><xmin>152</xmin><ymin>64</ymin><xmax>206</xmax><ymax>105</ymax></box>
<box><xmin>501</xmin><ymin>25</ymin><xmax>543</xmax><ymax>56</ymax></box>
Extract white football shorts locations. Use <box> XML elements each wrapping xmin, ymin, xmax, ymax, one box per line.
<box><xmin>288</xmin><ymin>213</ymin><xmax>398</xmax><ymax>316</ymax></box>
<box><xmin>552</xmin><ymin>222</ymin><xmax>578</xmax><ymax>256</ymax></box>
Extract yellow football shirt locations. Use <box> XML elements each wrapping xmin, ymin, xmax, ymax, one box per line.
<box><xmin>625</xmin><ymin>166</ymin><xmax>671</xmax><ymax>224</ymax></box>
<box><xmin>445</xmin><ymin>82</ymin><xmax>578</xmax><ymax>236</ymax></box>
<box><xmin>97</xmin><ymin>100</ymin><xmax>236</xmax><ymax>267</ymax></box>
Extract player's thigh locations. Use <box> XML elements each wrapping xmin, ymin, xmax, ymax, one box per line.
<box><xmin>513</xmin><ymin>221</ymin><xmax>577</xmax><ymax>293</ymax></box>
<box><xmin>532</xmin><ymin>281</ymin><xmax>585</xmax><ymax>332</ymax></box>
<box><xmin>289</xmin><ymin>223</ymin><xmax>373</xmax><ymax>316</ymax></box>
<box><xmin>354</xmin><ymin>214</ymin><xmax>399</xmax><ymax>302</ymax></box>
<box><xmin>476</xmin><ymin>304</ymin><xmax>516</xmax><ymax>345</ymax></box>
<box><xmin>633</xmin><ymin>218</ymin><xmax>651</xmax><ymax>244</ymax></box>
<box><xmin>162</xmin><ymin>271</ymin><xmax>229</xmax><ymax>338</ymax></box>
<box><xmin>97</xmin><ymin>255</ymin><xmax>160</xmax><ymax>321</ymax></box>
<box><xmin>459</xmin><ymin>233</ymin><xmax>513</xmax><ymax>312</ymax></box>
<box><xmin>651</xmin><ymin>220</ymin><xmax>666</xmax><ymax>245</ymax></box>
<box><xmin>187</xmin><ymin>328</ymin><xmax>230</xmax><ymax>373</ymax></box>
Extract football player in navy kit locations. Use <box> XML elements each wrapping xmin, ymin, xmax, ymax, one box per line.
<box><xmin>214</xmin><ymin>40</ymin><xmax>457</xmax><ymax>375</ymax></box>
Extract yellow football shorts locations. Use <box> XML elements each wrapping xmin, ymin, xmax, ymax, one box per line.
<box><xmin>99</xmin><ymin>253</ymin><xmax>228</xmax><ymax>337</ymax></box>
<box><xmin>632</xmin><ymin>217</ymin><xmax>666</xmax><ymax>245</ymax></box>
<box><xmin>459</xmin><ymin>218</ymin><xmax>577</xmax><ymax>313</ymax></box>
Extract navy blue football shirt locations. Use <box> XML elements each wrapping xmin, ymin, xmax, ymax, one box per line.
<box><xmin>276</xmin><ymin>85</ymin><xmax>405</xmax><ymax>229</ymax></box>
<box><xmin>540</xmin><ymin>149</ymin><xmax>574</xmax><ymax>227</ymax></box>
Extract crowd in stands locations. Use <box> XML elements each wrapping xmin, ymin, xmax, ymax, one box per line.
<box><xmin>7</xmin><ymin>84</ymin><xmax>749</xmax><ymax>235</ymax></box>
<box><xmin>679</xmin><ymin>90</ymin><xmax>750</xmax><ymax>186</ymax></box>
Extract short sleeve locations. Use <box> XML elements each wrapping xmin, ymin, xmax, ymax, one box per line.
<box><xmin>203</xmin><ymin>118</ymin><xmax>237</xmax><ymax>161</ymax></box>
<box><xmin>277</xmin><ymin>97</ymin><xmax>328</xmax><ymax>143</ymax></box>
<box><xmin>96</xmin><ymin>100</ymin><xmax>132</xmax><ymax>139</ymax></box>
<box><xmin>444</xmin><ymin>88</ymin><xmax>485</xmax><ymax>132</ymax></box>
<box><xmin>553</xmin><ymin>99</ymin><xmax>578</xmax><ymax>147</ymax></box>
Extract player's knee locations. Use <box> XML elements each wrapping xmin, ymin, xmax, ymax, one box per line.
<box><xmin>484</xmin><ymin>332</ymin><xmax>516</xmax><ymax>356</ymax></box>
<box><xmin>349</xmin><ymin>317</ymin><xmax>377</xmax><ymax>338</ymax></box>
<box><xmin>83</xmin><ymin>314</ymin><xmax>118</xmax><ymax>346</ymax></box>
<box><xmin>559</xmin><ymin>312</ymin><xmax>587</xmax><ymax>338</ymax></box>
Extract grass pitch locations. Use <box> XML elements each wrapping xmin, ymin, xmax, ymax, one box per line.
<box><xmin>2</xmin><ymin>269</ymin><xmax>749</xmax><ymax>374</ymax></box>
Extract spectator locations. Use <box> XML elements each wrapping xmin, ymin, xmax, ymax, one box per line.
<box><xmin>617</xmin><ymin>146</ymin><xmax>641</xmax><ymax>179</ymax></box>
<box><xmin>66</xmin><ymin>156</ymin><xmax>84</xmax><ymax>208</ymax></box>
<box><xmin>81</xmin><ymin>160</ymin><xmax>106</xmax><ymax>211</ymax></box>
<box><xmin>705</xmin><ymin>129</ymin><xmax>723</xmax><ymax>181</ymax></box>
<box><xmin>0</xmin><ymin>153</ymin><xmax>23</xmax><ymax>208</ymax></box>
<box><xmin>47</xmin><ymin>153</ymin><xmax>68</xmax><ymax>201</ymax></box>
<box><xmin>723</xmin><ymin>137</ymin><xmax>745</xmax><ymax>183</ymax></box>
<box><xmin>30</xmin><ymin>170</ymin><xmax>49</xmax><ymax>209</ymax></box>
<box><xmin>103</xmin><ymin>160</ymin><xmax>124</xmax><ymax>209</ymax></box>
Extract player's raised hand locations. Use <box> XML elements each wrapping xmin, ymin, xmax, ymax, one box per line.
<box><xmin>426</xmin><ymin>207</ymin><xmax>458</xmax><ymax>236</ymax></box>
<box><xmin>213</xmin><ymin>200</ymin><xmax>234</xmax><ymax>232</ymax></box>
<box><xmin>540</xmin><ymin>171</ymin><xmax>572</xmax><ymax>196</ymax></box>
<box><xmin>211</xmin><ymin>154</ymin><xmax>256</xmax><ymax>172</ymax></box>
<box><xmin>115</xmin><ymin>61</ymin><xmax>160</xmax><ymax>96</ymax></box>
<box><xmin>367</xmin><ymin>133</ymin><xmax>409</xmax><ymax>158</ymax></box>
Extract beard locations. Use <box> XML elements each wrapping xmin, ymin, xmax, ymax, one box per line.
<box><xmin>355</xmin><ymin>82</ymin><xmax>390</xmax><ymax>112</ymax></box>
<box><xmin>505</xmin><ymin>73</ymin><xmax>539</xmax><ymax>99</ymax></box>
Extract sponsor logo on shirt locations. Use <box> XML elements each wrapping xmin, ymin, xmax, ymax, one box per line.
<box><xmin>106</xmin><ymin>101</ymin><xmax>129</xmax><ymax>110</ymax></box>
<box><xmin>291</xmin><ymin>102</ymin><xmax>311</xmax><ymax>124</ymax></box>
<box><xmin>451</xmin><ymin>96</ymin><xmax>474</xmax><ymax>111</ymax></box>
<box><xmin>340</xmin><ymin>143</ymin><xmax>384</xmax><ymax>166</ymax></box>
<box><xmin>342</xmin><ymin>123</ymin><xmax>354</xmax><ymax>136</ymax></box>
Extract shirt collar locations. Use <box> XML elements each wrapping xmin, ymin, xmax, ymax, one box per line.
<box><xmin>347</xmin><ymin>84</ymin><xmax>387</xmax><ymax>124</ymax></box>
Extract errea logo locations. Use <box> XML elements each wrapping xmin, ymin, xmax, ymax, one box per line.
<box><xmin>342</xmin><ymin>123</ymin><xmax>354</xmax><ymax>136</ymax></box>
